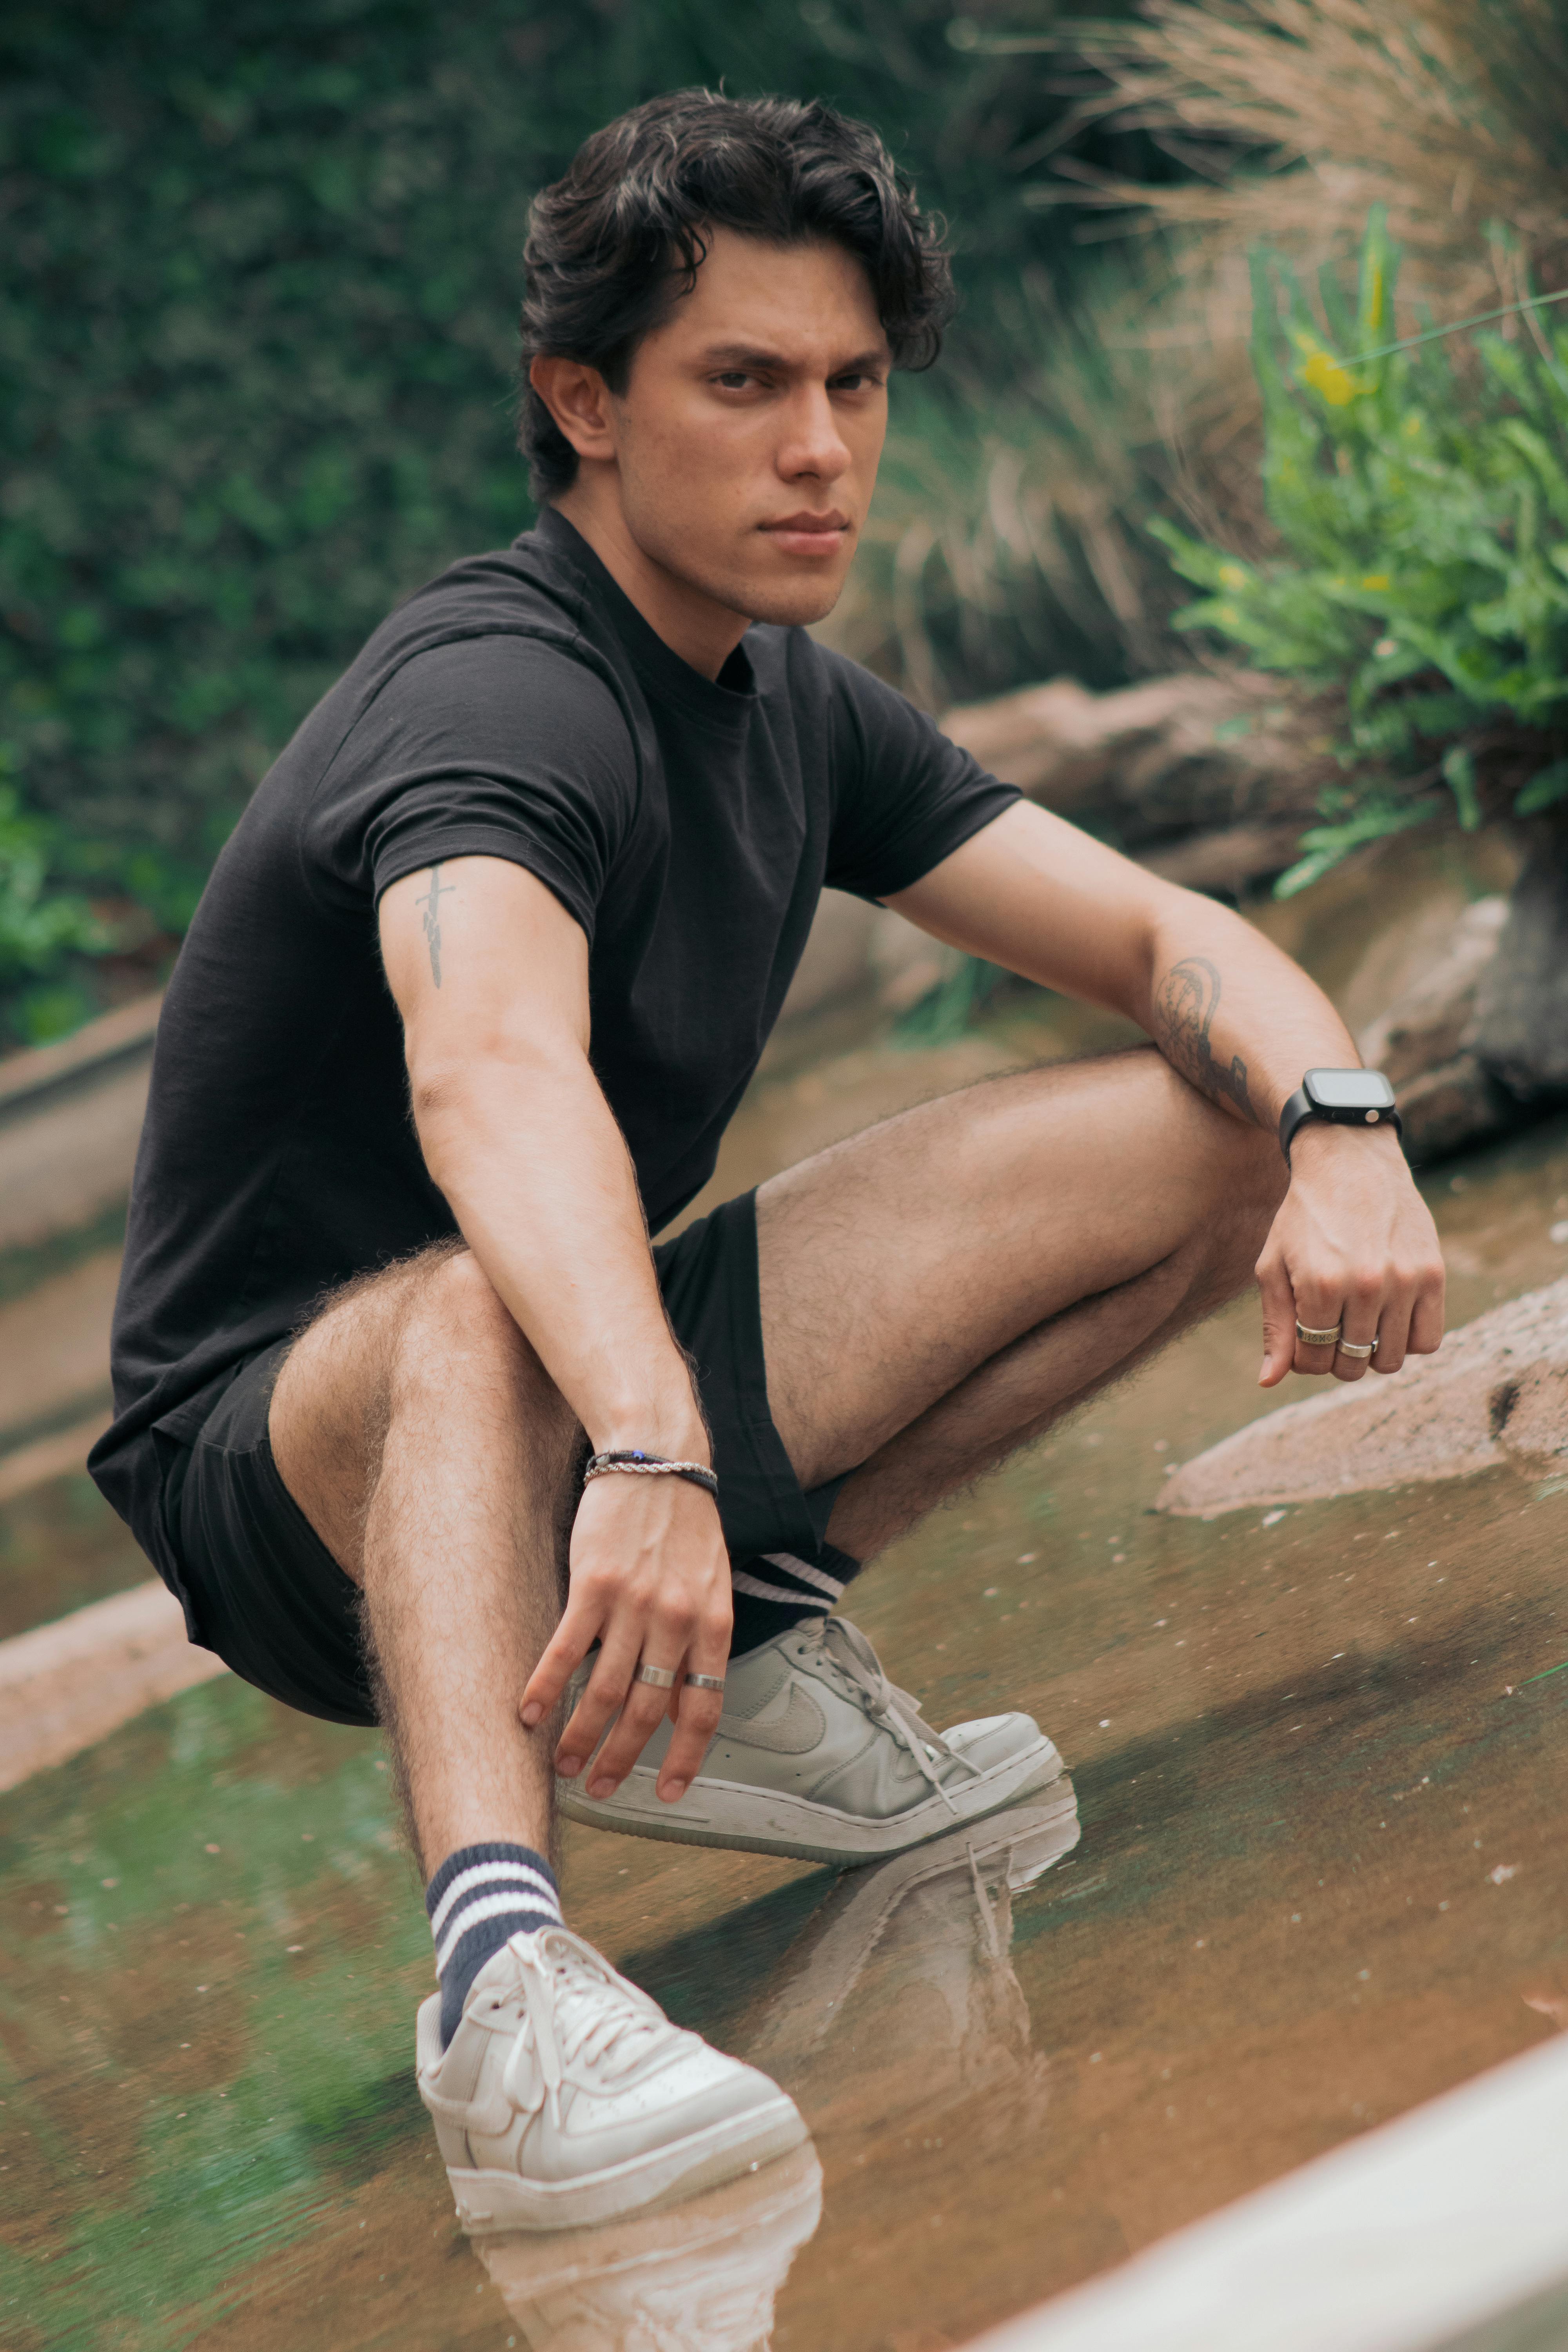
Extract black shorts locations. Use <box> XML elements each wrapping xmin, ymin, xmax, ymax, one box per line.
<box><xmin>163</xmin><ymin>1191</ymin><xmax>844</xmax><ymax>1728</ymax></box>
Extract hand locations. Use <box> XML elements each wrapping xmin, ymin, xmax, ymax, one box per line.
<box><xmin>518</xmin><ymin>1468</ymin><xmax>732</xmax><ymax>1804</ymax></box>
<box><xmin>1255</xmin><ymin>1123</ymin><xmax>1445</xmax><ymax>1388</ymax></box>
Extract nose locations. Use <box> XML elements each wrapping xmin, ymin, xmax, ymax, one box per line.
<box><xmin>777</xmin><ymin>383</ymin><xmax>852</xmax><ymax>485</ymax></box>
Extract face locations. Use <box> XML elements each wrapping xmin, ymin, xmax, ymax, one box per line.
<box><xmin>539</xmin><ymin>228</ymin><xmax>891</xmax><ymax>630</ymax></box>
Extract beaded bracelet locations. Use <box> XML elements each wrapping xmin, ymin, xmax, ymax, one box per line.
<box><xmin>584</xmin><ymin>1449</ymin><xmax>719</xmax><ymax>1501</ymax></box>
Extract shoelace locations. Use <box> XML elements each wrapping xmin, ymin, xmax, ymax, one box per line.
<box><xmin>810</xmin><ymin>1617</ymin><xmax>983</xmax><ymax>1814</ymax></box>
<box><xmin>499</xmin><ymin>1932</ymin><xmax>667</xmax><ymax>2127</ymax></box>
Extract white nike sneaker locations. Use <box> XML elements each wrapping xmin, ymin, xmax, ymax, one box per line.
<box><xmin>559</xmin><ymin>1615</ymin><xmax>1064</xmax><ymax>1866</ymax></box>
<box><xmin>416</xmin><ymin>1925</ymin><xmax>807</xmax><ymax>2235</ymax></box>
<box><xmin>476</xmin><ymin>2138</ymin><xmax>823</xmax><ymax>2352</ymax></box>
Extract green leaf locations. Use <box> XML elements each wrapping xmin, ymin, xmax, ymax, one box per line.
<box><xmin>1441</xmin><ymin>744</ymin><xmax>1483</xmax><ymax>829</ymax></box>
<box><xmin>1273</xmin><ymin>798</ymin><xmax>1435</xmax><ymax>898</ymax></box>
<box><xmin>1514</xmin><ymin>757</ymin><xmax>1568</xmax><ymax>814</ymax></box>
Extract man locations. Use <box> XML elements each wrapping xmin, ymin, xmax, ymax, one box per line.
<box><xmin>92</xmin><ymin>90</ymin><xmax>1445</xmax><ymax>2235</ymax></box>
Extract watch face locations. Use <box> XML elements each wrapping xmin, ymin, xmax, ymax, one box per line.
<box><xmin>1304</xmin><ymin>1067</ymin><xmax>1396</xmax><ymax>1111</ymax></box>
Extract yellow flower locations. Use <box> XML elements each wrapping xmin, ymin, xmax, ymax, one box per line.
<box><xmin>1218</xmin><ymin>563</ymin><xmax>1249</xmax><ymax>590</ymax></box>
<box><xmin>1302</xmin><ymin>349</ymin><xmax>1357</xmax><ymax>406</ymax></box>
<box><xmin>1212</xmin><ymin>604</ymin><xmax>1241</xmax><ymax>627</ymax></box>
<box><xmin>1361</xmin><ymin>573</ymin><xmax>1391</xmax><ymax>591</ymax></box>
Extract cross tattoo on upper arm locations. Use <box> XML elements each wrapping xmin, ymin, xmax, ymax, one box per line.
<box><xmin>416</xmin><ymin>866</ymin><xmax>454</xmax><ymax>989</ymax></box>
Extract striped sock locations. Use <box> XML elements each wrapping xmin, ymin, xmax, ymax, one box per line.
<box><xmin>728</xmin><ymin>1542</ymin><xmax>861</xmax><ymax>1657</ymax></box>
<box><xmin>426</xmin><ymin>1841</ymin><xmax>562</xmax><ymax>2048</ymax></box>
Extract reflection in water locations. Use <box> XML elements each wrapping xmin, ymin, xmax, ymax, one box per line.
<box><xmin>476</xmin><ymin>2139</ymin><xmax>823</xmax><ymax>2352</ymax></box>
<box><xmin>470</xmin><ymin>1788</ymin><xmax>1077</xmax><ymax>2351</ymax></box>
<box><xmin>746</xmin><ymin>1784</ymin><xmax>1080</xmax><ymax>2145</ymax></box>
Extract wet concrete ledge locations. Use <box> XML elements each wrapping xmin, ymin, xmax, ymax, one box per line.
<box><xmin>970</xmin><ymin>2029</ymin><xmax>1568</xmax><ymax>2352</ymax></box>
<box><xmin>0</xmin><ymin>1577</ymin><xmax>225</xmax><ymax>1791</ymax></box>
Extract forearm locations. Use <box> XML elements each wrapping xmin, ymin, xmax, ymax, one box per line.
<box><xmin>1136</xmin><ymin>894</ymin><xmax>1362</xmax><ymax>1132</ymax></box>
<box><xmin>414</xmin><ymin>1043</ymin><xmax>706</xmax><ymax>1459</ymax></box>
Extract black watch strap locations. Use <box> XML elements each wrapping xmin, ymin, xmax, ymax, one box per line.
<box><xmin>1278</xmin><ymin>1085</ymin><xmax>1403</xmax><ymax>1161</ymax></box>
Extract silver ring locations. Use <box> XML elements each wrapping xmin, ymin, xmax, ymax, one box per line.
<box><xmin>1336</xmin><ymin>1337</ymin><xmax>1376</xmax><ymax>1360</ymax></box>
<box><xmin>685</xmin><ymin>1672</ymin><xmax>726</xmax><ymax>1693</ymax></box>
<box><xmin>1296</xmin><ymin>1319</ymin><xmax>1343</xmax><ymax>1348</ymax></box>
<box><xmin>632</xmin><ymin>1662</ymin><xmax>677</xmax><ymax>1690</ymax></box>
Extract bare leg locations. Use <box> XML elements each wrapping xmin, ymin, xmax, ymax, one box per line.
<box><xmin>756</xmin><ymin>1046</ymin><xmax>1285</xmax><ymax>1560</ymax></box>
<box><xmin>268</xmin><ymin>1247</ymin><xmax>581</xmax><ymax>1875</ymax></box>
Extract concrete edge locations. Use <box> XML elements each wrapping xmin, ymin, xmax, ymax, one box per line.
<box><xmin>965</xmin><ymin>2030</ymin><xmax>1568</xmax><ymax>2352</ymax></box>
<box><xmin>0</xmin><ymin>990</ymin><xmax>162</xmax><ymax>1124</ymax></box>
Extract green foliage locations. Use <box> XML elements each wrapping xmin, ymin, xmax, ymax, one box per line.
<box><xmin>1</xmin><ymin>0</ymin><xmax>1156</xmax><ymax>1001</ymax></box>
<box><xmin>894</xmin><ymin>949</ymin><xmax>1009</xmax><ymax>1044</ymax></box>
<box><xmin>1152</xmin><ymin>209</ymin><xmax>1568</xmax><ymax>891</ymax></box>
<box><xmin>0</xmin><ymin>746</ymin><xmax>110</xmax><ymax>1042</ymax></box>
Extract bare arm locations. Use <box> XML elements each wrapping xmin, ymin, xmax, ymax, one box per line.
<box><xmin>890</xmin><ymin>801</ymin><xmax>1445</xmax><ymax>1387</ymax></box>
<box><xmin>379</xmin><ymin>855</ymin><xmax>728</xmax><ymax>1804</ymax></box>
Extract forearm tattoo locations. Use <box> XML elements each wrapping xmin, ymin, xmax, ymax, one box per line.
<box><xmin>416</xmin><ymin>865</ymin><xmax>453</xmax><ymax>989</ymax></box>
<box><xmin>1154</xmin><ymin>954</ymin><xmax>1258</xmax><ymax>1123</ymax></box>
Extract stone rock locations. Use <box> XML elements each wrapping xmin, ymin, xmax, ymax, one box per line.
<box><xmin>1470</xmin><ymin>824</ymin><xmax>1568</xmax><ymax>1101</ymax></box>
<box><xmin>1356</xmin><ymin>896</ymin><xmax>1512</xmax><ymax>1161</ymax></box>
<box><xmin>939</xmin><ymin>669</ymin><xmax>1328</xmax><ymax>853</ymax></box>
<box><xmin>1358</xmin><ymin>897</ymin><xmax>1508</xmax><ymax>1088</ymax></box>
<box><xmin>776</xmin><ymin>889</ymin><xmax>879</xmax><ymax>1028</ymax></box>
<box><xmin>1158</xmin><ymin>1276</ymin><xmax>1568</xmax><ymax>1518</ymax></box>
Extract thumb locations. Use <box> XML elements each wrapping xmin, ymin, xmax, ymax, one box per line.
<box><xmin>1256</xmin><ymin>1250</ymin><xmax>1297</xmax><ymax>1388</ymax></box>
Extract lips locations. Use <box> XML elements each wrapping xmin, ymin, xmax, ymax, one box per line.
<box><xmin>761</xmin><ymin>512</ymin><xmax>851</xmax><ymax>554</ymax></box>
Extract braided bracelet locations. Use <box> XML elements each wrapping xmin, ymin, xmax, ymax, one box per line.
<box><xmin>584</xmin><ymin>1449</ymin><xmax>719</xmax><ymax>1501</ymax></box>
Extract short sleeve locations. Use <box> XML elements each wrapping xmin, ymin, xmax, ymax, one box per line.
<box><xmin>304</xmin><ymin>633</ymin><xmax>640</xmax><ymax>941</ymax></box>
<box><xmin>820</xmin><ymin>655</ymin><xmax>1021</xmax><ymax>902</ymax></box>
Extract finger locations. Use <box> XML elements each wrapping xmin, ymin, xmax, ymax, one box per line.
<box><xmin>520</xmin><ymin>1600</ymin><xmax>604</xmax><ymax>1731</ymax></box>
<box><xmin>1370</xmin><ymin>1288</ymin><xmax>1417</xmax><ymax>1377</ymax></box>
<box><xmin>1256</xmin><ymin>1249</ymin><xmax>1299</xmax><ymax>1388</ymax></box>
<box><xmin>657</xmin><ymin>1679</ymin><xmax>727</xmax><ymax>1800</ymax></box>
<box><xmin>655</xmin><ymin>1615</ymin><xmax>732</xmax><ymax>1799</ymax></box>
<box><xmin>1406</xmin><ymin>1276</ymin><xmax>1446</xmax><ymax>1359</ymax></box>
<box><xmin>586</xmin><ymin>1673</ymin><xmax>684</xmax><ymax>1797</ymax></box>
<box><xmin>1290</xmin><ymin>1282</ymin><xmax>1346</xmax><ymax>1379</ymax></box>
<box><xmin>555</xmin><ymin>1629</ymin><xmax>645</xmax><ymax>1778</ymax></box>
<box><xmin>1331</xmin><ymin>1285</ymin><xmax>1383</xmax><ymax>1384</ymax></box>
<box><xmin>1330</xmin><ymin>1330</ymin><xmax>1376</xmax><ymax>1381</ymax></box>
<box><xmin>584</xmin><ymin>1620</ymin><xmax>695</xmax><ymax>1794</ymax></box>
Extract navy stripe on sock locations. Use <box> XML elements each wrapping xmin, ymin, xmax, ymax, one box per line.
<box><xmin>728</xmin><ymin>1542</ymin><xmax>861</xmax><ymax>1657</ymax></box>
<box><xmin>426</xmin><ymin>1841</ymin><xmax>561</xmax><ymax>2047</ymax></box>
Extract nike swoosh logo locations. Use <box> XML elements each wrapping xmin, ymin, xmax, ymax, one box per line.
<box><xmin>717</xmin><ymin>1684</ymin><xmax>826</xmax><ymax>1756</ymax></box>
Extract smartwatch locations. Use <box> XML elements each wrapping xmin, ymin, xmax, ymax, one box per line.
<box><xmin>1278</xmin><ymin>1067</ymin><xmax>1401</xmax><ymax>1161</ymax></box>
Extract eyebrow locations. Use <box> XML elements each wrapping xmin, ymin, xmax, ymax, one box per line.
<box><xmin>697</xmin><ymin>341</ymin><xmax>891</xmax><ymax>375</ymax></box>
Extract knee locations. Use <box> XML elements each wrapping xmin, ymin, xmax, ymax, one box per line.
<box><xmin>397</xmin><ymin>1248</ymin><xmax>559</xmax><ymax>1412</ymax></box>
<box><xmin>1210</xmin><ymin>1116</ymin><xmax>1288</xmax><ymax>1277</ymax></box>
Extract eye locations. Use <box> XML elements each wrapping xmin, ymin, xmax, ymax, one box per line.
<box><xmin>713</xmin><ymin>370</ymin><xmax>754</xmax><ymax>391</ymax></box>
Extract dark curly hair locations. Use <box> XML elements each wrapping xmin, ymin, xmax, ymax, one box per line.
<box><xmin>518</xmin><ymin>89</ymin><xmax>955</xmax><ymax>502</ymax></box>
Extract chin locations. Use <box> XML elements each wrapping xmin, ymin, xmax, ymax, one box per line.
<box><xmin>727</xmin><ymin>569</ymin><xmax>848</xmax><ymax>630</ymax></box>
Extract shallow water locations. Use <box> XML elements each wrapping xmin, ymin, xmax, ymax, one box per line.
<box><xmin>5</xmin><ymin>935</ymin><xmax>1568</xmax><ymax>2350</ymax></box>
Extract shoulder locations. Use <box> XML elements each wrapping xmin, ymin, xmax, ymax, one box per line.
<box><xmin>345</xmin><ymin>565</ymin><xmax>639</xmax><ymax>779</ymax></box>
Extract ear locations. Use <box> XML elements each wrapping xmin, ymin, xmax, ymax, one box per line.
<box><xmin>529</xmin><ymin>356</ymin><xmax>618</xmax><ymax>465</ymax></box>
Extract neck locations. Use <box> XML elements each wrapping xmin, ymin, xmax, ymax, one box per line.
<box><xmin>550</xmin><ymin>478</ymin><xmax>750</xmax><ymax>682</ymax></box>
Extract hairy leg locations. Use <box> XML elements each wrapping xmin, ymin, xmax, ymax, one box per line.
<box><xmin>269</xmin><ymin>1246</ymin><xmax>581</xmax><ymax>1874</ymax></box>
<box><xmin>755</xmin><ymin>1045</ymin><xmax>1286</xmax><ymax>1559</ymax></box>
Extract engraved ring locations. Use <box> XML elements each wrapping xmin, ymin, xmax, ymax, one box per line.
<box><xmin>632</xmin><ymin>1662</ymin><xmax>677</xmax><ymax>1690</ymax></box>
<box><xmin>685</xmin><ymin>1673</ymin><xmax>726</xmax><ymax>1693</ymax></box>
<box><xmin>1296</xmin><ymin>1319</ymin><xmax>1343</xmax><ymax>1348</ymax></box>
<box><xmin>1336</xmin><ymin>1337</ymin><xmax>1377</xmax><ymax>1360</ymax></box>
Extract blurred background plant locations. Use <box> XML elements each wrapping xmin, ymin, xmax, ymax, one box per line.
<box><xmin>1154</xmin><ymin>208</ymin><xmax>1568</xmax><ymax>895</ymax></box>
<box><xmin>0</xmin><ymin>0</ymin><xmax>1172</xmax><ymax>1048</ymax></box>
<box><xmin>11</xmin><ymin>0</ymin><xmax>1568</xmax><ymax>1052</ymax></box>
<box><xmin>0</xmin><ymin>744</ymin><xmax>113</xmax><ymax>1045</ymax></box>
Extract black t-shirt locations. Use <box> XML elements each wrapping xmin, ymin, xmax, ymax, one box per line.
<box><xmin>89</xmin><ymin>508</ymin><xmax>1016</xmax><ymax>1594</ymax></box>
